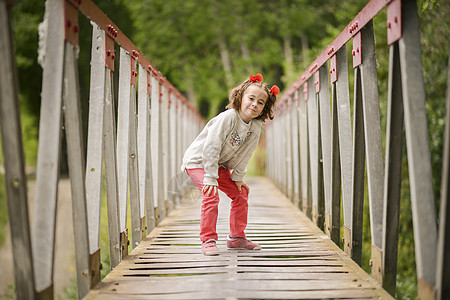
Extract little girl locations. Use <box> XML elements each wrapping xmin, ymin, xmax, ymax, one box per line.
<box><xmin>181</xmin><ymin>73</ymin><xmax>279</xmax><ymax>255</ymax></box>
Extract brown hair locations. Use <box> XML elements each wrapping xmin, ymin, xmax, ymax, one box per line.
<box><xmin>225</xmin><ymin>79</ymin><xmax>277</xmax><ymax>121</ymax></box>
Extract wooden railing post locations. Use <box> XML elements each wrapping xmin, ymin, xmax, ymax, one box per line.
<box><xmin>315</xmin><ymin>75</ymin><xmax>325</xmax><ymax>231</ymax></box>
<box><xmin>278</xmin><ymin>103</ymin><xmax>283</xmax><ymax>187</ymax></box>
<box><xmin>151</xmin><ymin>75</ymin><xmax>165</xmax><ymax>223</ymax></box>
<box><xmin>398</xmin><ymin>1</ymin><xmax>437</xmax><ymax>298</ymax></box>
<box><xmin>175</xmin><ymin>96</ymin><xmax>183</xmax><ymax>206</ymax></box>
<box><xmin>329</xmin><ymin>74</ymin><xmax>342</xmax><ymax>246</ymax></box>
<box><xmin>128</xmin><ymin>52</ymin><xmax>142</xmax><ymax>250</ymax></box>
<box><xmin>161</xmin><ymin>84</ymin><xmax>170</xmax><ymax>215</ymax></box>
<box><xmin>85</xmin><ymin>24</ymin><xmax>107</xmax><ymax>284</ymax></box>
<box><xmin>382</xmin><ymin>41</ymin><xmax>404</xmax><ymax>296</ymax></box>
<box><xmin>0</xmin><ymin>1</ymin><xmax>36</xmax><ymax>298</ymax></box>
<box><xmin>350</xmin><ymin>40</ymin><xmax>366</xmax><ymax>267</ymax></box>
<box><xmin>286</xmin><ymin>97</ymin><xmax>294</xmax><ymax>201</ymax></box>
<box><xmin>291</xmin><ymin>90</ymin><xmax>301</xmax><ymax>208</ymax></box>
<box><xmin>138</xmin><ymin>64</ymin><xmax>155</xmax><ymax>235</ymax></box>
<box><xmin>308</xmin><ymin>77</ymin><xmax>320</xmax><ymax>226</ymax></box>
<box><xmin>436</xmin><ymin>53</ymin><xmax>450</xmax><ymax>300</ymax></box>
<box><xmin>116</xmin><ymin>48</ymin><xmax>133</xmax><ymax>254</ymax></box>
<box><xmin>177</xmin><ymin>97</ymin><xmax>186</xmax><ymax>204</ymax></box>
<box><xmin>299</xmin><ymin>84</ymin><xmax>311</xmax><ymax>217</ymax></box>
<box><xmin>311</xmin><ymin>75</ymin><xmax>325</xmax><ymax>230</ymax></box>
<box><xmin>276</xmin><ymin>104</ymin><xmax>284</xmax><ymax>192</ymax></box>
<box><xmin>273</xmin><ymin>109</ymin><xmax>280</xmax><ymax>188</ymax></box>
<box><xmin>169</xmin><ymin>90</ymin><xmax>178</xmax><ymax>210</ymax></box>
<box><xmin>318</xmin><ymin>64</ymin><xmax>333</xmax><ymax>241</ymax></box>
<box><xmin>381</xmin><ymin>1</ymin><xmax>439</xmax><ymax>296</ymax></box>
<box><xmin>33</xmin><ymin>0</ymin><xmax>92</xmax><ymax>297</ymax></box>
<box><xmin>334</xmin><ymin>46</ymin><xmax>353</xmax><ymax>254</ymax></box>
<box><xmin>276</xmin><ymin>111</ymin><xmax>283</xmax><ymax>189</ymax></box>
<box><xmin>102</xmin><ymin>41</ymin><xmax>121</xmax><ymax>270</ymax></box>
<box><xmin>179</xmin><ymin>101</ymin><xmax>189</xmax><ymax>198</ymax></box>
<box><xmin>382</xmin><ymin>0</ymin><xmax>405</xmax><ymax>291</ymax></box>
<box><xmin>63</xmin><ymin>41</ymin><xmax>91</xmax><ymax>298</ymax></box>
<box><xmin>359</xmin><ymin>20</ymin><xmax>385</xmax><ymax>281</ymax></box>
<box><xmin>33</xmin><ymin>0</ymin><xmax>71</xmax><ymax>297</ymax></box>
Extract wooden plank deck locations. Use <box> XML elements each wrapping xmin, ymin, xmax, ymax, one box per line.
<box><xmin>85</xmin><ymin>177</ymin><xmax>392</xmax><ymax>299</ymax></box>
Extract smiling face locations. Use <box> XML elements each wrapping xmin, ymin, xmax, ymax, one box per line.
<box><xmin>238</xmin><ymin>84</ymin><xmax>268</xmax><ymax>123</ymax></box>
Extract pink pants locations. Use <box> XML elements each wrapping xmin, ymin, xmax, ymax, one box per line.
<box><xmin>186</xmin><ymin>167</ymin><xmax>248</xmax><ymax>242</ymax></box>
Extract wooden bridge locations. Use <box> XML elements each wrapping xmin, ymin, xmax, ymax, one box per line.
<box><xmin>0</xmin><ymin>0</ymin><xmax>448</xmax><ymax>299</ymax></box>
<box><xmin>86</xmin><ymin>177</ymin><xmax>392</xmax><ymax>299</ymax></box>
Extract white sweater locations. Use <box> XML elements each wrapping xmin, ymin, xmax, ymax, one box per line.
<box><xmin>181</xmin><ymin>109</ymin><xmax>263</xmax><ymax>186</ymax></box>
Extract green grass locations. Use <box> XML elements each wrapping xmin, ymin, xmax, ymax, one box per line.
<box><xmin>247</xmin><ymin>142</ymin><xmax>266</xmax><ymax>177</ymax></box>
<box><xmin>0</xmin><ymin>284</ymin><xmax>16</xmax><ymax>300</ymax></box>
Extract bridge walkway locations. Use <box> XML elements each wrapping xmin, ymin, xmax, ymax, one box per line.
<box><xmin>85</xmin><ymin>177</ymin><xmax>392</xmax><ymax>299</ymax></box>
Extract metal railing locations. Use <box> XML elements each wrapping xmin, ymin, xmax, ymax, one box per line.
<box><xmin>265</xmin><ymin>0</ymin><xmax>449</xmax><ymax>299</ymax></box>
<box><xmin>0</xmin><ymin>0</ymin><xmax>203</xmax><ymax>298</ymax></box>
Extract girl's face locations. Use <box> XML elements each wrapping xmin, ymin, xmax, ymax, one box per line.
<box><xmin>239</xmin><ymin>85</ymin><xmax>268</xmax><ymax>123</ymax></box>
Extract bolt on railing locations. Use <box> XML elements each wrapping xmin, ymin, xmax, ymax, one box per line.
<box><xmin>0</xmin><ymin>0</ymin><xmax>204</xmax><ymax>299</ymax></box>
<box><xmin>265</xmin><ymin>0</ymin><xmax>449</xmax><ymax>299</ymax></box>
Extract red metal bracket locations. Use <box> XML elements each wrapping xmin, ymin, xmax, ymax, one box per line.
<box><xmin>169</xmin><ymin>87</ymin><xmax>176</xmax><ymax>108</ymax></box>
<box><xmin>314</xmin><ymin>71</ymin><xmax>320</xmax><ymax>93</ymax></box>
<box><xmin>330</xmin><ymin>55</ymin><xmax>337</xmax><ymax>83</ymax></box>
<box><xmin>158</xmin><ymin>82</ymin><xmax>162</xmax><ymax>103</ymax></box>
<box><xmin>387</xmin><ymin>0</ymin><xmax>402</xmax><ymax>45</ymax></box>
<box><xmin>327</xmin><ymin>46</ymin><xmax>335</xmax><ymax>56</ymax></box>
<box><xmin>175</xmin><ymin>94</ymin><xmax>179</xmax><ymax>112</ymax></box>
<box><xmin>303</xmin><ymin>82</ymin><xmax>308</xmax><ymax>101</ymax></box>
<box><xmin>130</xmin><ymin>50</ymin><xmax>139</xmax><ymax>86</ymax></box>
<box><xmin>348</xmin><ymin>21</ymin><xmax>359</xmax><ymax>35</ymax></box>
<box><xmin>352</xmin><ymin>31</ymin><xmax>362</xmax><ymax>68</ymax></box>
<box><xmin>105</xmin><ymin>35</ymin><xmax>115</xmax><ymax>71</ymax></box>
<box><xmin>294</xmin><ymin>89</ymin><xmax>299</xmax><ymax>105</ymax></box>
<box><xmin>152</xmin><ymin>69</ymin><xmax>159</xmax><ymax>80</ymax></box>
<box><xmin>64</xmin><ymin>1</ymin><xmax>79</xmax><ymax>46</ymax></box>
<box><xmin>147</xmin><ymin>64</ymin><xmax>159</xmax><ymax>87</ymax></box>
<box><xmin>130</xmin><ymin>57</ymin><xmax>137</xmax><ymax>86</ymax></box>
<box><xmin>168</xmin><ymin>90</ymin><xmax>172</xmax><ymax>108</ymax></box>
<box><xmin>106</xmin><ymin>24</ymin><xmax>118</xmax><ymax>39</ymax></box>
<box><xmin>309</xmin><ymin>63</ymin><xmax>318</xmax><ymax>74</ymax></box>
<box><xmin>146</xmin><ymin>71</ymin><xmax>151</xmax><ymax>96</ymax></box>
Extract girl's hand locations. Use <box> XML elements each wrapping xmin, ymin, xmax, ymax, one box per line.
<box><xmin>202</xmin><ymin>185</ymin><xmax>218</xmax><ymax>196</ymax></box>
<box><xmin>234</xmin><ymin>181</ymin><xmax>249</xmax><ymax>193</ymax></box>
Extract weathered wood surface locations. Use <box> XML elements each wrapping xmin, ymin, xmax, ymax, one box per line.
<box><xmin>85</xmin><ymin>177</ymin><xmax>392</xmax><ymax>299</ymax></box>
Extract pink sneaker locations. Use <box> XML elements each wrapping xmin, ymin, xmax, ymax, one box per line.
<box><xmin>227</xmin><ymin>237</ymin><xmax>262</xmax><ymax>250</ymax></box>
<box><xmin>201</xmin><ymin>239</ymin><xmax>220</xmax><ymax>256</ymax></box>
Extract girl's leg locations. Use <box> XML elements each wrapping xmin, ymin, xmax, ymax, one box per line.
<box><xmin>216</xmin><ymin>167</ymin><xmax>248</xmax><ymax>238</ymax></box>
<box><xmin>186</xmin><ymin>168</ymin><xmax>220</xmax><ymax>242</ymax></box>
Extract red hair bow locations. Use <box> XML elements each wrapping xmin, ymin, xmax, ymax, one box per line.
<box><xmin>249</xmin><ymin>73</ymin><xmax>263</xmax><ymax>83</ymax></box>
<box><xmin>270</xmin><ymin>85</ymin><xmax>280</xmax><ymax>96</ymax></box>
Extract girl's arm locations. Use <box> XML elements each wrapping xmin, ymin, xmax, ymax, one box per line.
<box><xmin>202</xmin><ymin>113</ymin><xmax>233</xmax><ymax>186</ymax></box>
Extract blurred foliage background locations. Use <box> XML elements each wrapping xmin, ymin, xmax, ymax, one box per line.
<box><xmin>0</xmin><ymin>0</ymin><xmax>448</xmax><ymax>299</ymax></box>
